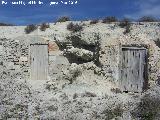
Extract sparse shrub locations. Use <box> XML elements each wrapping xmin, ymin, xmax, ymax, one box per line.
<box><xmin>93</xmin><ymin>34</ymin><xmax>101</xmax><ymax>66</ymax></box>
<box><xmin>59</xmin><ymin>93</ymin><xmax>68</xmax><ymax>100</ymax></box>
<box><xmin>138</xmin><ymin>16</ymin><xmax>158</xmax><ymax>22</ymax></box>
<box><xmin>111</xmin><ymin>88</ymin><xmax>122</xmax><ymax>93</ymax></box>
<box><xmin>90</xmin><ymin>19</ymin><xmax>99</xmax><ymax>24</ymax></box>
<box><xmin>67</xmin><ymin>22</ymin><xmax>83</xmax><ymax>32</ymax></box>
<box><xmin>70</xmin><ymin>69</ymin><xmax>81</xmax><ymax>83</ymax></box>
<box><xmin>102</xmin><ymin>105</ymin><xmax>124</xmax><ymax>119</ymax></box>
<box><xmin>66</xmin><ymin>68</ymin><xmax>82</xmax><ymax>84</ymax></box>
<box><xmin>119</xmin><ymin>18</ymin><xmax>131</xmax><ymax>28</ymax></box>
<box><xmin>45</xmin><ymin>84</ymin><xmax>57</xmax><ymax>91</ymax></box>
<box><xmin>54</xmin><ymin>40</ymin><xmax>68</xmax><ymax>50</ymax></box>
<box><xmin>25</xmin><ymin>24</ymin><xmax>37</xmax><ymax>34</ymax></box>
<box><xmin>73</xmin><ymin>93</ymin><xmax>78</xmax><ymax>99</ymax></box>
<box><xmin>123</xmin><ymin>24</ymin><xmax>131</xmax><ymax>34</ymax></box>
<box><xmin>56</xmin><ymin>16</ymin><xmax>70</xmax><ymax>22</ymax></box>
<box><xmin>40</xmin><ymin>23</ymin><xmax>49</xmax><ymax>31</ymax></box>
<box><xmin>66</xmin><ymin>34</ymin><xmax>86</xmax><ymax>48</ymax></box>
<box><xmin>156</xmin><ymin>76</ymin><xmax>160</xmax><ymax>85</ymax></box>
<box><xmin>102</xmin><ymin>16</ymin><xmax>118</xmax><ymax>23</ymax></box>
<box><xmin>118</xmin><ymin>18</ymin><xmax>131</xmax><ymax>34</ymax></box>
<box><xmin>154</xmin><ymin>38</ymin><xmax>160</xmax><ymax>48</ymax></box>
<box><xmin>131</xmin><ymin>94</ymin><xmax>160</xmax><ymax>120</ymax></box>
<box><xmin>0</xmin><ymin>23</ymin><xmax>14</xmax><ymax>26</ymax></box>
<box><xmin>81</xmin><ymin>91</ymin><xmax>97</xmax><ymax>97</ymax></box>
<box><xmin>47</xmin><ymin>105</ymin><xmax>58</xmax><ymax>111</ymax></box>
<box><xmin>0</xmin><ymin>61</ymin><xmax>3</xmax><ymax>65</ymax></box>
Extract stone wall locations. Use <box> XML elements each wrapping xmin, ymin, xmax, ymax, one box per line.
<box><xmin>0</xmin><ymin>36</ymin><xmax>69</xmax><ymax>80</ymax></box>
<box><xmin>99</xmin><ymin>35</ymin><xmax>160</xmax><ymax>87</ymax></box>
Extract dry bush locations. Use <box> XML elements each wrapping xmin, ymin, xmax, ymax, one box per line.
<box><xmin>90</xmin><ymin>19</ymin><xmax>99</xmax><ymax>24</ymax></box>
<box><xmin>54</xmin><ymin>40</ymin><xmax>68</xmax><ymax>50</ymax></box>
<box><xmin>102</xmin><ymin>16</ymin><xmax>118</xmax><ymax>23</ymax></box>
<box><xmin>119</xmin><ymin>18</ymin><xmax>131</xmax><ymax>28</ymax></box>
<box><xmin>138</xmin><ymin>16</ymin><xmax>158</xmax><ymax>22</ymax></box>
<box><xmin>67</xmin><ymin>22</ymin><xmax>83</xmax><ymax>32</ymax></box>
<box><xmin>69</xmin><ymin>69</ymin><xmax>82</xmax><ymax>84</ymax></box>
<box><xmin>111</xmin><ymin>88</ymin><xmax>122</xmax><ymax>93</ymax></box>
<box><xmin>93</xmin><ymin>35</ymin><xmax>101</xmax><ymax>66</ymax></box>
<box><xmin>102</xmin><ymin>104</ymin><xmax>124</xmax><ymax>119</ymax></box>
<box><xmin>25</xmin><ymin>24</ymin><xmax>37</xmax><ymax>34</ymax></box>
<box><xmin>118</xmin><ymin>18</ymin><xmax>131</xmax><ymax>34</ymax></box>
<box><xmin>56</xmin><ymin>16</ymin><xmax>70</xmax><ymax>22</ymax></box>
<box><xmin>81</xmin><ymin>91</ymin><xmax>97</xmax><ymax>97</ymax></box>
<box><xmin>0</xmin><ymin>23</ymin><xmax>14</xmax><ymax>26</ymax></box>
<box><xmin>66</xmin><ymin>34</ymin><xmax>86</xmax><ymax>48</ymax></box>
<box><xmin>154</xmin><ymin>38</ymin><xmax>160</xmax><ymax>48</ymax></box>
<box><xmin>64</xmin><ymin>68</ymin><xmax>82</xmax><ymax>84</ymax></box>
<box><xmin>40</xmin><ymin>23</ymin><xmax>49</xmax><ymax>31</ymax></box>
<box><xmin>123</xmin><ymin>25</ymin><xmax>131</xmax><ymax>34</ymax></box>
<box><xmin>73</xmin><ymin>93</ymin><xmax>78</xmax><ymax>99</ymax></box>
<box><xmin>131</xmin><ymin>94</ymin><xmax>160</xmax><ymax>120</ymax></box>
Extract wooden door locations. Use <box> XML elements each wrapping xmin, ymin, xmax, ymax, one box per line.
<box><xmin>120</xmin><ymin>47</ymin><xmax>147</xmax><ymax>92</ymax></box>
<box><xmin>30</xmin><ymin>44</ymin><xmax>48</xmax><ymax>80</ymax></box>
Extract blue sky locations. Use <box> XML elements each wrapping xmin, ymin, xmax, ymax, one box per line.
<box><xmin>0</xmin><ymin>0</ymin><xmax>160</xmax><ymax>25</ymax></box>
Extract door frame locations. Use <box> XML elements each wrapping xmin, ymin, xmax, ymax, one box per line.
<box><xmin>119</xmin><ymin>46</ymin><xmax>149</xmax><ymax>92</ymax></box>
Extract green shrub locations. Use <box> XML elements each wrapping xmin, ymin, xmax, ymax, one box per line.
<box><xmin>67</xmin><ymin>22</ymin><xmax>83</xmax><ymax>32</ymax></box>
<box><xmin>56</xmin><ymin>16</ymin><xmax>70</xmax><ymax>22</ymax></box>
<box><xmin>40</xmin><ymin>23</ymin><xmax>49</xmax><ymax>31</ymax></box>
<box><xmin>25</xmin><ymin>24</ymin><xmax>37</xmax><ymax>34</ymax></box>
<box><xmin>102</xmin><ymin>16</ymin><xmax>118</xmax><ymax>23</ymax></box>
<box><xmin>138</xmin><ymin>16</ymin><xmax>158</xmax><ymax>22</ymax></box>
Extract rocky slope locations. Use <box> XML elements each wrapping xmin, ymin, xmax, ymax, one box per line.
<box><xmin>0</xmin><ymin>21</ymin><xmax>160</xmax><ymax>120</ymax></box>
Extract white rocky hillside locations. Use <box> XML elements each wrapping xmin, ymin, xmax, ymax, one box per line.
<box><xmin>0</xmin><ymin>21</ymin><xmax>160</xmax><ymax>120</ymax></box>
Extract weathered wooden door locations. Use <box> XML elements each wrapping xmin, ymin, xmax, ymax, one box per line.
<box><xmin>120</xmin><ymin>47</ymin><xmax>147</xmax><ymax>92</ymax></box>
<box><xmin>30</xmin><ymin>44</ymin><xmax>48</xmax><ymax>80</ymax></box>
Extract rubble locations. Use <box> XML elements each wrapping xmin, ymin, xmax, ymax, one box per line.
<box><xmin>66</xmin><ymin>47</ymin><xmax>94</xmax><ymax>61</ymax></box>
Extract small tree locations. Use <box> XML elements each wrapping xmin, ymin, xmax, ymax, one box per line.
<box><xmin>102</xmin><ymin>16</ymin><xmax>118</xmax><ymax>23</ymax></box>
<box><xmin>40</xmin><ymin>23</ymin><xmax>50</xmax><ymax>31</ymax></box>
<box><xmin>56</xmin><ymin>16</ymin><xmax>70</xmax><ymax>22</ymax></box>
<box><xmin>25</xmin><ymin>24</ymin><xmax>37</xmax><ymax>34</ymax></box>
